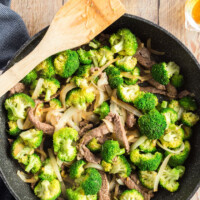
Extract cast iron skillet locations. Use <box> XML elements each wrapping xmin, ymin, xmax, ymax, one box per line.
<box><xmin>0</xmin><ymin>14</ymin><xmax>200</xmax><ymax>200</ymax></box>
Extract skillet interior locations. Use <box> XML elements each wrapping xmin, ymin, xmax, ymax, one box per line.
<box><xmin>0</xmin><ymin>14</ymin><xmax>200</xmax><ymax>200</ymax></box>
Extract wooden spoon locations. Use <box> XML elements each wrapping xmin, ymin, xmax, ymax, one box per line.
<box><xmin>0</xmin><ymin>0</ymin><xmax>125</xmax><ymax>97</ymax></box>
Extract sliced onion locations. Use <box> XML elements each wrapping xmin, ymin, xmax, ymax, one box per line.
<box><xmin>130</xmin><ymin>135</ymin><xmax>147</xmax><ymax>151</ymax></box>
<box><xmin>23</xmin><ymin>117</ymin><xmax>33</xmax><ymax>129</ymax></box>
<box><xmin>67</xmin><ymin>119</ymin><xmax>80</xmax><ymax>132</ymax></box>
<box><xmin>59</xmin><ymin>83</ymin><xmax>76</xmax><ymax>108</ymax></box>
<box><xmin>17</xmin><ymin>171</ymin><xmax>37</xmax><ymax>183</ymax></box>
<box><xmin>127</xmin><ymin>129</ymin><xmax>140</xmax><ymax>138</ymax></box>
<box><xmin>109</xmin><ymin>176</ymin><xmax>116</xmax><ymax>192</ymax></box>
<box><xmin>97</xmin><ymin>72</ymin><xmax>109</xmax><ymax>91</ymax></box>
<box><xmin>120</xmin><ymin>72</ymin><xmax>152</xmax><ymax>82</ymax></box>
<box><xmin>84</xmin><ymin>163</ymin><xmax>104</xmax><ymax>171</ymax></box>
<box><xmin>102</xmin><ymin>119</ymin><xmax>114</xmax><ymax>133</ymax></box>
<box><xmin>35</xmin><ymin>148</ymin><xmax>47</xmax><ymax>160</ymax></box>
<box><xmin>56</xmin><ymin>157</ymin><xmax>64</xmax><ymax>168</ymax></box>
<box><xmin>118</xmin><ymin>107</ymin><xmax>126</xmax><ymax>126</ymax></box>
<box><xmin>105</xmin><ymin>85</ymin><xmax>113</xmax><ymax>97</ymax></box>
<box><xmin>17</xmin><ymin>119</ymin><xmax>25</xmax><ymax>130</ymax></box>
<box><xmin>82</xmin><ymin>112</ymin><xmax>99</xmax><ymax>123</ymax></box>
<box><xmin>94</xmin><ymin>91</ymin><xmax>109</xmax><ymax>109</ymax></box>
<box><xmin>157</xmin><ymin>141</ymin><xmax>185</xmax><ymax>154</ymax></box>
<box><xmin>32</xmin><ymin>78</ymin><xmax>44</xmax><ymax>99</ymax></box>
<box><xmin>116</xmin><ymin>179</ymin><xmax>124</xmax><ymax>185</ymax></box>
<box><xmin>154</xmin><ymin>154</ymin><xmax>172</xmax><ymax>192</ymax></box>
<box><xmin>111</xmin><ymin>96</ymin><xmax>142</xmax><ymax>117</ymax></box>
<box><xmin>91</xmin><ymin>81</ymin><xmax>104</xmax><ymax>92</ymax></box>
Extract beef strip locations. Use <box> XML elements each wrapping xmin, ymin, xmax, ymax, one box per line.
<box><xmin>79</xmin><ymin>123</ymin><xmax>93</xmax><ymax>137</ymax></box>
<box><xmin>140</xmin><ymin>86</ymin><xmax>167</xmax><ymax>95</ymax></box>
<box><xmin>98</xmin><ymin>171</ymin><xmax>110</xmax><ymax>200</ymax></box>
<box><xmin>113</xmin><ymin>113</ymin><xmax>130</xmax><ymax>152</ymax></box>
<box><xmin>9</xmin><ymin>83</ymin><xmax>25</xmax><ymax>96</ymax></box>
<box><xmin>166</xmin><ymin>83</ymin><xmax>177</xmax><ymax>98</ymax></box>
<box><xmin>147</xmin><ymin>79</ymin><xmax>166</xmax><ymax>90</ymax></box>
<box><xmin>177</xmin><ymin>90</ymin><xmax>192</xmax><ymax>99</ymax></box>
<box><xmin>126</xmin><ymin>112</ymin><xmax>136</xmax><ymax>129</ymax></box>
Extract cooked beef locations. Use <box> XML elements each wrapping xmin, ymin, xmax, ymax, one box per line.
<box><xmin>140</xmin><ymin>86</ymin><xmax>166</xmax><ymax>95</ymax></box>
<box><xmin>9</xmin><ymin>83</ymin><xmax>25</xmax><ymax>96</ymax></box>
<box><xmin>98</xmin><ymin>171</ymin><xmax>110</xmax><ymax>200</ymax></box>
<box><xmin>90</xmin><ymin>67</ymin><xmax>99</xmax><ymax>74</ymax></box>
<box><xmin>166</xmin><ymin>83</ymin><xmax>177</xmax><ymax>98</ymax></box>
<box><xmin>126</xmin><ymin>112</ymin><xmax>136</xmax><ymax>129</ymax></box>
<box><xmin>113</xmin><ymin>113</ymin><xmax>130</xmax><ymax>152</ymax></box>
<box><xmin>178</xmin><ymin>90</ymin><xmax>192</xmax><ymax>99</ymax></box>
<box><xmin>79</xmin><ymin>123</ymin><xmax>93</xmax><ymax>137</ymax></box>
<box><xmin>147</xmin><ymin>79</ymin><xmax>166</xmax><ymax>90</ymax></box>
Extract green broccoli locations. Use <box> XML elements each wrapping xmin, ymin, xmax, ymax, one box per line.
<box><xmin>115</xmin><ymin>55</ymin><xmax>137</xmax><ymax>72</ymax></box>
<box><xmin>133</xmin><ymin>92</ymin><xmax>158</xmax><ymax>112</ymax></box>
<box><xmin>69</xmin><ymin>160</ymin><xmax>86</xmax><ymax>179</ymax></box>
<box><xmin>138</xmin><ymin>109</ymin><xmax>167</xmax><ymax>139</ymax></box>
<box><xmin>49</xmin><ymin>98</ymin><xmax>62</xmax><ymax>109</ymax></box>
<box><xmin>89</xmin><ymin>39</ymin><xmax>101</xmax><ymax>49</ymax></box>
<box><xmin>77</xmin><ymin>48</ymin><xmax>93</xmax><ymax>65</ymax></box>
<box><xmin>66</xmin><ymin>88</ymin><xmax>95</xmax><ymax>110</ymax></box>
<box><xmin>11</xmin><ymin>137</ymin><xmax>34</xmax><ymax>165</ymax></box>
<box><xmin>171</xmin><ymin>74</ymin><xmax>184</xmax><ymax>88</ymax></box>
<box><xmin>138</xmin><ymin>171</ymin><xmax>157</xmax><ymax>190</ymax></box>
<box><xmin>7</xmin><ymin>121</ymin><xmax>21</xmax><ymax>136</ymax></box>
<box><xmin>181</xmin><ymin>112</ymin><xmax>199</xmax><ymax>127</ymax></box>
<box><xmin>117</xmin><ymin>84</ymin><xmax>140</xmax><ymax>103</ymax></box>
<box><xmin>160</xmin><ymin>108</ymin><xmax>178</xmax><ymax>127</ymax></box>
<box><xmin>101</xmin><ymin>140</ymin><xmax>125</xmax><ymax>163</ymax></box>
<box><xmin>139</xmin><ymin>139</ymin><xmax>157</xmax><ymax>153</ymax></box>
<box><xmin>168</xmin><ymin>100</ymin><xmax>184</xmax><ymax>120</ymax></box>
<box><xmin>130</xmin><ymin>148</ymin><xmax>163</xmax><ymax>171</ymax></box>
<box><xmin>53</xmin><ymin>127</ymin><xmax>78</xmax><ymax>162</ymax></box>
<box><xmin>75</xmin><ymin>64</ymin><xmax>92</xmax><ymax>77</ymax></box>
<box><xmin>105</xmin><ymin>65</ymin><xmax>121</xmax><ymax>77</ymax></box>
<box><xmin>36</xmin><ymin>57</ymin><xmax>55</xmax><ymax>78</ymax></box>
<box><xmin>22</xmin><ymin>69</ymin><xmax>37</xmax><ymax>85</ymax></box>
<box><xmin>87</xmin><ymin>138</ymin><xmax>102</xmax><ymax>152</ymax></box>
<box><xmin>93</xmin><ymin>102</ymin><xmax>110</xmax><ymax>120</ymax></box>
<box><xmin>110</xmin><ymin>155</ymin><xmax>131</xmax><ymax>178</ymax></box>
<box><xmin>5</xmin><ymin>93</ymin><xmax>35</xmax><ymax>121</ymax></box>
<box><xmin>182</xmin><ymin>125</ymin><xmax>192</xmax><ymax>140</ymax></box>
<box><xmin>179</xmin><ymin>96</ymin><xmax>197</xmax><ymax>111</ymax></box>
<box><xmin>109</xmin><ymin>28</ymin><xmax>138</xmax><ymax>56</ymax></box>
<box><xmin>159</xmin><ymin>165</ymin><xmax>185</xmax><ymax>192</ymax></box>
<box><xmin>151</xmin><ymin>62</ymin><xmax>180</xmax><ymax>85</ymax></box>
<box><xmin>54</xmin><ymin>49</ymin><xmax>79</xmax><ymax>78</ymax></box>
<box><xmin>124</xmin><ymin>66</ymin><xmax>140</xmax><ymax>85</ymax></box>
<box><xmin>71</xmin><ymin>76</ymin><xmax>89</xmax><ymax>89</ymax></box>
<box><xmin>159</xmin><ymin>124</ymin><xmax>184</xmax><ymax>149</ymax></box>
<box><xmin>34</xmin><ymin>179</ymin><xmax>61</xmax><ymax>200</ymax></box>
<box><xmin>20</xmin><ymin>129</ymin><xmax>43</xmax><ymax>148</ymax></box>
<box><xmin>119</xmin><ymin>189</ymin><xmax>144</xmax><ymax>200</ymax></box>
<box><xmin>108</xmin><ymin>75</ymin><xmax>123</xmax><ymax>89</ymax></box>
<box><xmin>25</xmin><ymin>154</ymin><xmax>42</xmax><ymax>174</ymax></box>
<box><xmin>101</xmin><ymin>160</ymin><xmax>112</xmax><ymax>172</ymax></box>
<box><xmin>165</xmin><ymin>141</ymin><xmax>190</xmax><ymax>167</ymax></box>
<box><xmin>39</xmin><ymin>158</ymin><xmax>57</xmax><ymax>181</ymax></box>
<box><xmin>97</xmin><ymin>46</ymin><xmax>114</xmax><ymax>66</ymax></box>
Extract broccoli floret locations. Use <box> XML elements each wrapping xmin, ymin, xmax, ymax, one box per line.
<box><xmin>66</xmin><ymin>88</ymin><xmax>95</xmax><ymax>110</ymax></box>
<box><xmin>20</xmin><ymin>129</ymin><xmax>43</xmax><ymax>148</ymax></box>
<box><xmin>124</xmin><ymin>66</ymin><xmax>140</xmax><ymax>85</ymax></box>
<box><xmin>101</xmin><ymin>160</ymin><xmax>112</xmax><ymax>172</ymax></box>
<box><xmin>168</xmin><ymin>100</ymin><xmax>184</xmax><ymax>120</ymax></box>
<box><xmin>109</xmin><ymin>28</ymin><xmax>138</xmax><ymax>56</ymax></box>
<box><xmin>22</xmin><ymin>69</ymin><xmax>37</xmax><ymax>85</ymax></box>
<box><xmin>76</xmin><ymin>168</ymin><xmax>102</xmax><ymax>195</ymax></box>
<box><xmin>130</xmin><ymin>149</ymin><xmax>163</xmax><ymax>171</ymax></box>
<box><xmin>89</xmin><ymin>39</ymin><xmax>101</xmax><ymax>49</ymax></box>
<box><xmin>70</xmin><ymin>160</ymin><xmax>86</xmax><ymax>179</ymax></box>
<box><xmin>165</xmin><ymin>141</ymin><xmax>190</xmax><ymax>167</ymax></box>
<box><xmin>138</xmin><ymin>171</ymin><xmax>157</xmax><ymax>190</ymax></box>
<box><xmin>181</xmin><ymin>112</ymin><xmax>199</xmax><ymax>127</ymax></box>
<box><xmin>87</xmin><ymin>138</ymin><xmax>101</xmax><ymax>152</ymax></box>
<box><xmin>39</xmin><ymin>158</ymin><xmax>57</xmax><ymax>181</ymax></box>
<box><xmin>25</xmin><ymin>154</ymin><xmax>42</xmax><ymax>174</ymax></box>
<box><xmin>93</xmin><ymin>102</ymin><xmax>110</xmax><ymax>120</ymax></box>
<box><xmin>97</xmin><ymin>46</ymin><xmax>114</xmax><ymax>66</ymax></box>
<box><xmin>11</xmin><ymin>137</ymin><xmax>34</xmax><ymax>165</ymax></box>
<box><xmin>139</xmin><ymin>139</ymin><xmax>157</xmax><ymax>153</ymax></box>
<box><xmin>36</xmin><ymin>57</ymin><xmax>55</xmax><ymax>78</ymax></box>
<box><xmin>105</xmin><ymin>65</ymin><xmax>121</xmax><ymax>76</ymax></box>
<box><xmin>182</xmin><ymin>125</ymin><xmax>192</xmax><ymax>140</ymax></box>
<box><xmin>34</xmin><ymin>179</ymin><xmax>61</xmax><ymax>200</ymax></box>
<box><xmin>151</xmin><ymin>62</ymin><xmax>180</xmax><ymax>85</ymax></box>
<box><xmin>53</xmin><ymin>127</ymin><xmax>78</xmax><ymax>162</ymax></box>
<box><xmin>160</xmin><ymin>108</ymin><xmax>178</xmax><ymax>127</ymax></box>
<box><xmin>171</xmin><ymin>74</ymin><xmax>184</xmax><ymax>88</ymax></box>
<box><xmin>75</xmin><ymin>64</ymin><xmax>92</xmax><ymax>77</ymax></box>
<box><xmin>49</xmin><ymin>98</ymin><xmax>62</xmax><ymax>109</ymax></box>
<box><xmin>179</xmin><ymin>96</ymin><xmax>197</xmax><ymax>111</ymax></box>
<box><xmin>110</xmin><ymin>155</ymin><xmax>131</xmax><ymax>178</ymax></box>
<box><xmin>77</xmin><ymin>48</ymin><xmax>93</xmax><ymax>65</ymax></box>
<box><xmin>115</xmin><ymin>55</ymin><xmax>137</xmax><ymax>72</ymax></box>
<box><xmin>101</xmin><ymin>140</ymin><xmax>125</xmax><ymax>163</ymax></box>
<box><xmin>138</xmin><ymin>109</ymin><xmax>167</xmax><ymax>139</ymax></box>
<box><xmin>117</xmin><ymin>84</ymin><xmax>140</xmax><ymax>103</ymax></box>
<box><xmin>134</xmin><ymin>92</ymin><xmax>158</xmax><ymax>112</ymax></box>
<box><xmin>108</xmin><ymin>75</ymin><xmax>123</xmax><ymax>89</ymax></box>
<box><xmin>54</xmin><ymin>49</ymin><xmax>79</xmax><ymax>78</ymax></box>
<box><xmin>5</xmin><ymin>93</ymin><xmax>35</xmax><ymax>121</ymax></box>
<box><xmin>71</xmin><ymin>76</ymin><xmax>89</xmax><ymax>89</ymax></box>
<box><xmin>120</xmin><ymin>189</ymin><xmax>144</xmax><ymax>200</ymax></box>
<box><xmin>159</xmin><ymin>165</ymin><xmax>185</xmax><ymax>192</ymax></box>
<box><xmin>159</xmin><ymin>124</ymin><xmax>184</xmax><ymax>149</ymax></box>
<box><xmin>7</xmin><ymin>121</ymin><xmax>21</xmax><ymax>136</ymax></box>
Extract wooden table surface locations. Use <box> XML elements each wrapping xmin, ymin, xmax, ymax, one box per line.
<box><xmin>10</xmin><ymin>0</ymin><xmax>200</xmax><ymax>199</ymax></box>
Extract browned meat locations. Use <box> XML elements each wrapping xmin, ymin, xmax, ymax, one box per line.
<box><xmin>79</xmin><ymin>120</ymin><xmax>89</xmax><ymax>128</ymax></box>
<box><xmin>98</xmin><ymin>171</ymin><xmax>110</xmax><ymax>200</ymax></box>
<box><xmin>90</xmin><ymin>67</ymin><xmax>99</xmax><ymax>74</ymax></box>
<box><xmin>113</xmin><ymin>114</ymin><xmax>130</xmax><ymax>152</ymax></box>
<box><xmin>140</xmin><ymin>86</ymin><xmax>166</xmax><ymax>95</ymax></box>
<box><xmin>126</xmin><ymin>112</ymin><xmax>136</xmax><ymax>129</ymax></box>
<box><xmin>9</xmin><ymin>83</ymin><xmax>25</xmax><ymax>96</ymax></box>
<box><xmin>134</xmin><ymin>47</ymin><xmax>156</xmax><ymax>69</ymax></box>
<box><xmin>28</xmin><ymin>107</ymin><xmax>54</xmax><ymax>135</ymax></box>
<box><xmin>147</xmin><ymin>79</ymin><xmax>166</xmax><ymax>90</ymax></box>
<box><xmin>166</xmin><ymin>83</ymin><xmax>177</xmax><ymax>98</ymax></box>
<box><xmin>178</xmin><ymin>90</ymin><xmax>192</xmax><ymax>99</ymax></box>
<box><xmin>79</xmin><ymin>123</ymin><xmax>93</xmax><ymax>137</ymax></box>
<box><xmin>98</xmin><ymin>33</ymin><xmax>110</xmax><ymax>46</ymax></box>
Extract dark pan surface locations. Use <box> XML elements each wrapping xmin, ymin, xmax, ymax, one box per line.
<box><xmin>0</xmin><ymin>14</ymin><xmax>200</xmax><ymax>200</ymax></box>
